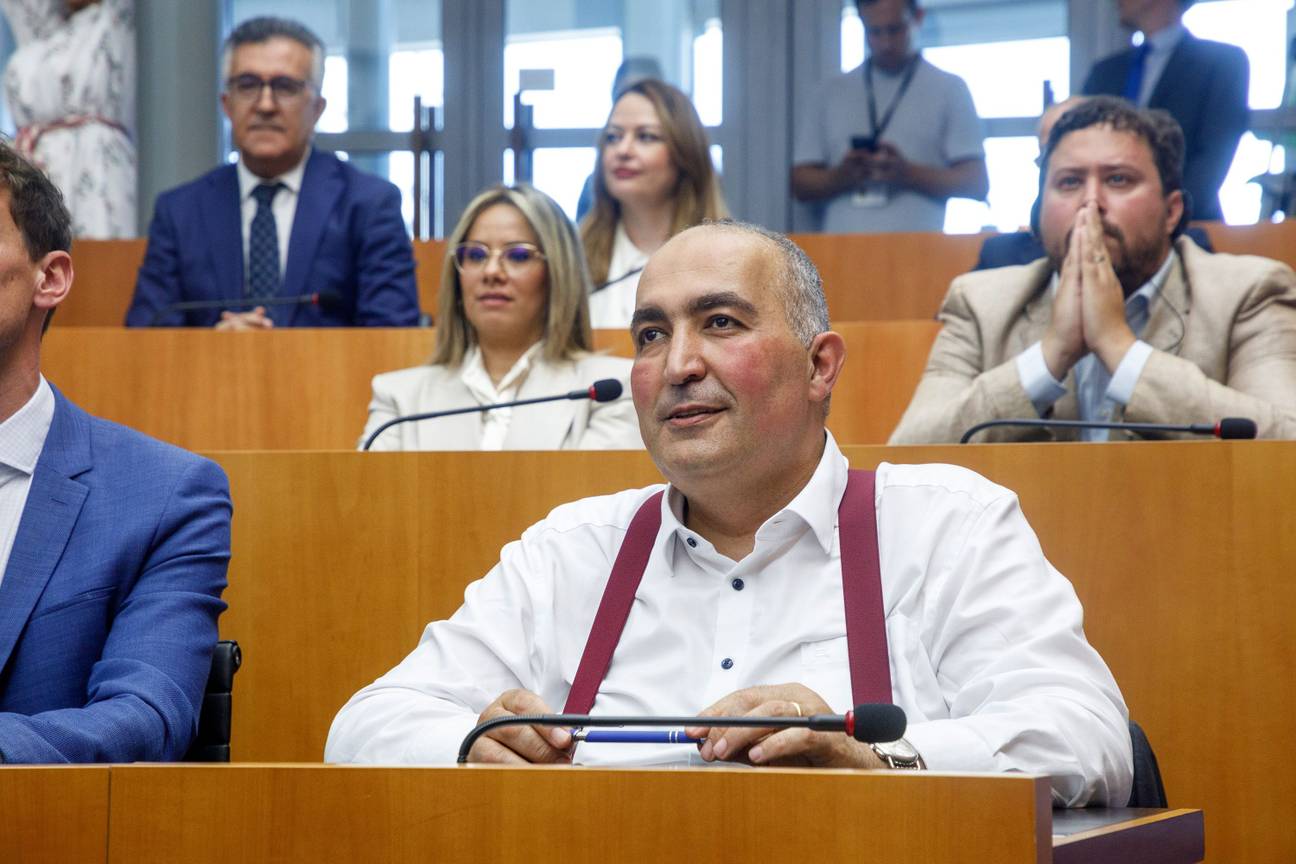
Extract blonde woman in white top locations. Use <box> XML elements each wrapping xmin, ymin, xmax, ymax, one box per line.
<box><xmin>361</xmin><ymin>184</ymin><xmax>641</xmax><ymax>452</ymax></box>
<box><xmin>582</xmin><ymin>79</ymin><xmax>726</xmax><ymax>328</ymax></box>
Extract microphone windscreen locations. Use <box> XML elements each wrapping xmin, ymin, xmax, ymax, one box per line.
<box><xmin>1217</xmin><ymin>417</ymin><xmax>1257</xmax><ymax>440</ymax></box>
<box><xmin>589</xmin><ymin>379</ymin><xmax>623</xmax><ymax>403</ymax></box>
<box><xmin>851</xmin><ymin>703</ymin><xmax>907</xmax><ymax>743</ymax></box>
<box><xmin>315</xmin><ymin>291</ymin><xmax>345</xmax><ymax>312</ymax></box>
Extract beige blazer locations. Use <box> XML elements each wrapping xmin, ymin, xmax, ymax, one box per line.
<box><xmin>890</xmin><ymin>238</ymin><xmax>1296</xmax><ymax>443</ymax></box>
<box><xmin>360</xmin><ymin>352</ymin><xmax>643</xmax><ymax>451</ymax></box>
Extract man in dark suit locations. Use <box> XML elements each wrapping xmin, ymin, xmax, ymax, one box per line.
<box><xmin>126</xmin><ymin>17</ymin><xmax>419</xmax><ymax>328</ymax></box>
<box><xmin>0</xmin><ymin>141</ymin><xmax>230</xmax><ymax>762</ymax></box>
<box><xmin>1082</xmin><ymin>0</ymin><xmax>1248</xmax><ymax>222</ymax></box>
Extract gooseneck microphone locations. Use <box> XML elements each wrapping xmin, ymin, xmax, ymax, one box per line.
<box><xmin>959</xmin><ymin>416</ymin><xmax>1258</xmax><ymax>444</ymax></box>
<box><xmin>146</xmin><ymin>291</ymin><xmax>344</xmax><ymax>326</ymax></box>
<box><xmin>591</xmin><ymin>266</ymin><xmax>645</xmax><ymax>294</ymax></box>
<box><xmin>455</xmin><ymin>703</ymin><xmax>907</xmax><ymax>763</ymax></box>
<box><xmin>362</xmin><ymin>378</ymin><xmax>624</xmax><ymax>451</ymax></box>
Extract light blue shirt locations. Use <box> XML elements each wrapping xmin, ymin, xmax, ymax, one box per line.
<box><xmin>1015</xmin><ymin>251</ymin><xmax>1177</xmax><ymax>441</ymax></box>
<box><xmin>1135</xmin><ymin>21</ymin><xmax>1187</xmax><ymax>107</ymax></box>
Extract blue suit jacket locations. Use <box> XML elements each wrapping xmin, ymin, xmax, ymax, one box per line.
<box><xmin>0</xmin><ymin>387</ymin><xmax>230</xmax><ymax>763</ymax></box>
<box><xmin>127</xmin><ymin>149</ymin><xmax>420</xmax><ymax>327</ymax></box>
<box><xmin>1083</xmin><ymin>33</ymin><xmax>1249</xmax><ymax>222</ymax></box>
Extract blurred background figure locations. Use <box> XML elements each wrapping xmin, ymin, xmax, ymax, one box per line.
<box><xmin>575</xmin><ymin>56</ymin><xmax>664</xmax><ymax>223</ymax></box>
<box><xmin>791</xmin><ymin>0</ymin><xmax>987</xmax><ymax>234</ymax></box>
<box><xmin>362</xmin><ymin>184</ymin><xmax>641</xmax><ymax>452</ymax></box>
<box><xmin>1082</xmin><ymin>0</ymin><xmax>1248</xmax><ymax>222</ymax></box>
<box><xmin>582</xmin><ymin>78</ymin><xmax>726</xmax><ymax>329</ymax></box>
<box><xmin>0</xmin><ymin>0</ymin><xmax>135</xmax><ymax>238</ymax></box>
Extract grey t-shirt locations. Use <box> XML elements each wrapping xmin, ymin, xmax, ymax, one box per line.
<box><xmin>794</xmin><ymin>57</ymin><xmax>985</xmax><ymax>233</ymax></box>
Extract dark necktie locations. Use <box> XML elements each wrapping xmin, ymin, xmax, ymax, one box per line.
<box><xmin>248</xmin><ymin>182</ymin><xmax>284</xmax><ymax>300</ymax></box>
<box><xmin>1122</xmin><ymin>41</ymin><xmax>1152</xmax><ymax>104</ymax></box>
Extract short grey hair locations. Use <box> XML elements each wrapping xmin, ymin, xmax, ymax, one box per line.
<box><xmin>222</xmin><ymin>17</ymin><xmax>326</xmax><ymax>92</ymax></box>
<box><xmin>702</xmin><ymin>219</ymin><xmax>829</xmax><ymax>347</ymax></box>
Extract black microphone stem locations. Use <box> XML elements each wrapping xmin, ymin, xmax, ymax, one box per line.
<box><xmin>363</xmin><ymin>391</ymin><xmax>573</xmax><ymax>451</ymax></box>
<box><xmin>961</xmin><ymin>418</ymin><xmax>1204</xmax><ymax>444</ymax></box>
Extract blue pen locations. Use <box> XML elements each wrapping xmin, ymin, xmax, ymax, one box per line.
<box><xmin>571</xmin><ymin>729</ymin><xmax>703</xmax><ymax>744</ymax></box>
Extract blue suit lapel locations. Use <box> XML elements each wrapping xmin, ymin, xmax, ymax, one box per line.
<box><xmin>201</xmin><ymin>166</ymin><xmax>244</xmax><ymax>300</ymax></box>
<box><xmin>282</xmin><ymin>150</ymin><xmax>343</xmax><ymax>324</ymax></box>
<box><xmin>0</xmin><ymin>388</ymin><xmax>91</xmax><ymax>674</ymax></box>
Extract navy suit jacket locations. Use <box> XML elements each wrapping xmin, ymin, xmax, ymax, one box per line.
<box><xmin>0</xmin><ymin>387</ymin><xmax>230</xmax><ymax>763</ymax></box>
<box><xmin>1083</xmin><ymin>33</ymin><xmax>1249</xmax><ymax>222</ymax></box>
<box><xmin>127</xmin><ymin>149</ymin><xmax>419</xmax><ymax>327</ymax></box>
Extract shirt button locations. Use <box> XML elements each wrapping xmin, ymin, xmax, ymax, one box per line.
<box><xmin>721</xmin><ymin>658</ymin><xmax>734</xmax><ymax>670</ymax></box>
<box><xmin>731</xmin><ymin>578</ymin><xmax>744</xmax><ymax>591</ymax></box>
<box><xmin>686</xmin><ymin>537</ymin><xmax>697</xmax><ymax>548</ymax></box>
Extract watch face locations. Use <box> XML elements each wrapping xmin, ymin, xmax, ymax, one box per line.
<box><xmin>875</xmin><ymin>738</ymin><xmax>919</xmax><ymax>761</ymax></box>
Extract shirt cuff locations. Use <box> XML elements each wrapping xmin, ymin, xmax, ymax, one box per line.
<box><xmin>1015</xmin><ymin>342</ymin><xmax>1068</xmax><ymax>417</ymax></box>
<box><xmin>1104</xmin><ymin>340</ymin><xmax>1153</xmax><ymax>406</ymax></box>
<box><xmin>903</xmin><ymin>718</ymin><xmax>997</xmax><ymax>774</ymax></box>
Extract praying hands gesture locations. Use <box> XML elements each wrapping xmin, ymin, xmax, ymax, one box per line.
<box><xmin>1040</xmin><ymin>201</ymin><xmax>1138</xmax><ymax>380</ymax></box>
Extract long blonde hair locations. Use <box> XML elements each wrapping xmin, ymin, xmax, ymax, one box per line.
<box><xmin>581</xmin><ymin>79</ymin><xmax>728</xmax><ymax>285</ymax></box>
<box><xmin>432</xmin><ymin>184</ymin><xmax>593</xmax><ymax>366</ymax></box>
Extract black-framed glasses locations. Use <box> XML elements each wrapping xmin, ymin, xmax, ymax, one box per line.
<box><xmin>451</xmin><ymin>242</ymin><xmax>546</xmax><ymax>275</ymax></box>
<box><xmin>226</xmin><ymin>74</ymin><xmax>313</xmax><ymax>104</ymax></box>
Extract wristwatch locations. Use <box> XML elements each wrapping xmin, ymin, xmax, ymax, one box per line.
<box><xmin>869</xmin><ymin>737</ymin><xmax>926</xmax><ymax>770</ymax></box>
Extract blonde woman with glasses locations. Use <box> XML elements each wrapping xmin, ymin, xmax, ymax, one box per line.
<box><xmin>360</xmin><ymin>184</ymin><xmax>642</xmax><ymax>451</ymax></box>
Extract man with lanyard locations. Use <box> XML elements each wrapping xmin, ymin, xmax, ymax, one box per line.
<box><xmin>792</xmin><ymin>0</ymin><xmax>988</xmax><ymax>233</ymax></box>
<box><xmin>326</xmin><ymin>219</ymin><xmax>1133</xmax><ymax>808</ymax></box>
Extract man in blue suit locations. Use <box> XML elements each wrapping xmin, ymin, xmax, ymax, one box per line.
<box><xmin>0</xmin><ymin>142</ymin><xmax>230</xmax><ymax>762</ymax></box>
<box><xmin>1082</xmin><ymin>0</ymin><xmax>1248</xmax><ymax>222</ymax></box>
<box><xmin>126</xmin><ymin>17</ymin><xmax>419</xmax><ymax>329</ymax></box>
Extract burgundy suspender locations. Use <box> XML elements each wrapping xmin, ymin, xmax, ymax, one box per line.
<box><xmin>563</xmin><ymin>491</ymin><xmax>664</xmax><ymax>715</ymax></box>
<box><xmin>837</xmin><ymin>470</ymin><xmax>893</xmax><ymax>704</ymax></box>
<box><xmin>563</xmin><ymin>470</ymin><xmax>890</xmax><ymax>714</ymax></box>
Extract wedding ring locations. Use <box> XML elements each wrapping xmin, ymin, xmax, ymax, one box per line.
<box><xmin>791</xmin><ymin>701</ymin><xmax>803</xmax><ymax>717</ymax></box>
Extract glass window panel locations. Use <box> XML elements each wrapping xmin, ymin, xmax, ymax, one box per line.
<box><xmin>504</xmin><ymin>30</ymin><xmax>623</xmax><ymax>130</ymax></box>
<box><xmin>529</xmin><ymin>147</ymin><xmax>598</xmax><ymax>221</ymax></box>
<box><xmin>1182</xmin><ymin>0</ymin><xmax>1293</xmax><ymax>109</ymax></box>
<box><xmin>388</xmin><ymin>47</ymin><xmax>445</xmax><ymax>132</ymax></box>
<box><xmin>925</xmin><ymin>38</ymin><xmax>1070</xmax><ymax>118</ymax></box>
<box><xmin>318</xmin><ymin>55</ymin><xmax>349</xmax><ymax>133</ymax></box>
<box><xmin>693</xmin><ymin>17</ymin><xmax>724</xmax><ymax>126</ymax></box>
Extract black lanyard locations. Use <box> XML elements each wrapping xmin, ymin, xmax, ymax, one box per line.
<box><xmin>864</xmin><ymin>55</ymin><xmax>920</xmax><ymax>140</ymax></box>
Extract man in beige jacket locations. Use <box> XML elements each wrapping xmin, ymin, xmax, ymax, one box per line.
<box><xmin>891</xmin><ymin>97</ymin><xmax>1296</xmax><ymax>444</ymax></box>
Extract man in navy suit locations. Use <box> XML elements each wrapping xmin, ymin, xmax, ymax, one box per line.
<box><xmin>0</xmin><ymin>142</ymin><xmax>230</xmax><ymax>762</ymax></box>
<box><xmin>1082</xmin><ymin>0</ymin><xmax>1248</xmax><ymax>222</ymax></box>
<box><xmin>126</xmin><ymin>17</ymin><xmax>419</xmax><ymax>328</ymax></box>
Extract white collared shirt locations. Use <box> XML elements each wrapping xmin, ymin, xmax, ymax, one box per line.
<box><xmin>587</xmin><ymin>223</ymin><xmax>649</xmax><ymax>329</ymax></box>
<box><xmin>458</xmin><ymin>342</ymin><xmax>543</xmax><ymax>450</ymax></box>
<box><xmin>1136</xmin><ymin>21</ymin><xmax>1187</xmax><ymax>107</ymax></box>
<box><xmin>236</xmin><ymin>149</ymin><xmax>310</xmax><ymax>283</ymax></box>
<box><xmin>326</xmin><ymin>433</ymin><xmax>1132</xmax><ymax>807</ymax></box>
<box><xmin>0</xmin><ymin>376</ymin><xmax>55</xmax><ymax>590</ymax></box>
<box><xmin>1016</xmin><ymin>250</ymin><xmax>1177</xmax><ymax>440</ymax></box>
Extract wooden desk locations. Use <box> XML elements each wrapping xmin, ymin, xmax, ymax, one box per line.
<box><xmin>207</xmin><ymin>442</ymin><xmax>1292</xmax><ymax>862</ymax></box>
<box><xmin>40</xmin><ymin>322</ymin><xmax>937</xmax><ymax>449</ymax></box>
<box><xmin>0</xmin><ymin>764</ymin><xmax>1203</xmax><ymax>863</ymax></box>
<box><xmin>50</xmin><ymin>223</ymin><xmax>1296</xmax><ymax>327</ymax></box>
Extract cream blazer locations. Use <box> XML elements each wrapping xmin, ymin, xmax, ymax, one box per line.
<box><xmin>360</xmin><ymin>352</ymin><xmax>643</xmax><ymax>451</ymax></box>
<box><xmin>890</xmin><ymin>238</ymin><xmax>1296</xmax><ymax>443</ymax></box>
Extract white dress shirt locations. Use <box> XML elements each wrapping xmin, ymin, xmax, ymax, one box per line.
<box><xmin>1015</xmin><ymin>250</ymin><xmax>1176</xmax><ymax>441</ymax></box>
<box><xmin>327</xmin><ymin>433</ymin><xmax>1131</xmax><ymax>806</ymax></box>
<box><xmin>587</xmin><ymin>223</ymin><xmax>649</xmax><ymax>329</ymax></box>
<box><xmin>0</xmin><ymin>376</ymin><xmax>55</xmax><ymax>590</ymax></box>
<box><xmin>236</xmin><ymin>150</ymin><xmax>309</xmax><ymax>284</ymax></box>
<box><xmin>459</xmin><ymin>342</ymin><xmax>543</xmax><ymax>451</ymax></box>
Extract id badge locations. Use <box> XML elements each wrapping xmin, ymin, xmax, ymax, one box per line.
<box><xmin>851</xmin><ymin>186</ymin><xmax>888</xmax><ymax>208</ymax></box>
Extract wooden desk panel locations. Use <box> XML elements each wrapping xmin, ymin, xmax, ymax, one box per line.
<box><xmin>0</xmin><ymin>766</ymin><xmax>110</xmax><ymax>864</ymax></box>
<box><xmin>209</xmin><ymin>442</ymin><xmax>1292</xmax><ymax>862</ymax></box>
<box><xmin>104</xmin><ymin>765</ymin><xmax>1052</xmax><ymax>864</ymax></box>
<box><xmin>41</xmin><ymin>323</ymin><xmax>937</xmax><ymax>450</ymax></box>
<box><xmin>48</xmin><ymin>224</ymin><xmax>1296</xmax><ymax>328</ymax></box>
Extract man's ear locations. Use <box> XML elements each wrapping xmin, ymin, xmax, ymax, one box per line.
<box><xmin>33</xmin><ymin>250</ymin><xmax>73</xmax><ymax>313</ymax></box>
<box><xmin>1165</xmin><ymin>188</ymin><xmax>1186</xmax><ymax>238</ymax></box>
<box><xmin>808</xmin><ymin>330</ymin><xmax>847</xmax><ymax>409</ymax></box>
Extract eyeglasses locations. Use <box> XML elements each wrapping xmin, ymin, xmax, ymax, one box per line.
<box><xmin>451</xmin><ymin>242</ymin><xmax>546</xmax><ymax>275</ymax></box>
<box><xmin>226</xmin><ymin>74</ymin><xmax>313</xmax><ymax>104</ymax></box>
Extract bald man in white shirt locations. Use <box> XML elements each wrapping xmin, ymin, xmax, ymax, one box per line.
<box><xmin>326</xmin><ymin>220</ymin><xmax>1132</xmax><ymax>807</ymax></box>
